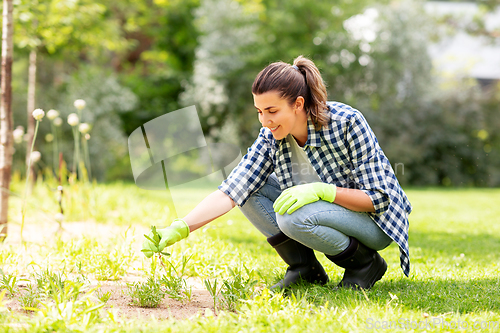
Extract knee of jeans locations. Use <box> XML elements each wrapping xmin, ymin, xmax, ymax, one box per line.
<box><xmin>276</xmin><ymin>213</ymin><xmax>303</xmax><ymax>239</ymax></box>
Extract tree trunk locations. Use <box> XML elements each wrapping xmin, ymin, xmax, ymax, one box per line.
<box><xmin>0</xmin><ymin>0</ymin><xmax>14</xmax><ymax>241</ymax></box>
<box><xmin>26</xmin><ymin>49</ymin><xmax>36</xmax><ymax>189</ymax></box>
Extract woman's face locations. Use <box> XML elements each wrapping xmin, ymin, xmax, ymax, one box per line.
<box><xmin>253</xmin><ymin>91</ymin><xmax>306</xmax><ymax>142</ymax></box>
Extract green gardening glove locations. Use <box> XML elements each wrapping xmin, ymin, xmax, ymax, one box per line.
<box><xmin>273</xmin><ymin>183</ymin><xmax>336</xmax><ymax>215</ymax></box>
<box><xmin>141</xmin><ymin>219</ymin><xmax>190</xmax><ymax>258</ymax></box>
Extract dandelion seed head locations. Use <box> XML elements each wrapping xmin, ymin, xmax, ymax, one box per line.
<box><xmin>47</xmin><ymin>109</ymin><xmax>59</xmax><ymax>120</ymax></box>
<box><xmin>13</xmin><ymin>127</ymin><xmax>25</xmax><ymax>143</ymax></box>
<box><xmin>32</xmin><ymin>109</ymin><xmax>45</xmax><ymax>121</ymax></box>
<box><xmin>30</xmin><ymin>151</ymin><xmax>41</xmax><ymax>163</ymax></box>
<box><xmin>79</xmin><ymin>123</ymin><xmax>91</xmax><ymax>134</ymax></box>
<box><xmin>74</xmin><ymin>99</ymin><xmax>86</xmax><ymax>110</ymax></box>
<box><xmin>67</xmin><ymin>113</ymin><xmax>79</xmax><ymax>126</ymax></box>
<box><xmin>53</xmin><ymin>117</ymin><xmax>63</xmax><ymax>127</ymax></box>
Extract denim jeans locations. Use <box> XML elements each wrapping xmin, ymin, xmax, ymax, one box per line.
<box><xmin>239</xmin><ymin>174</ymin><xmax>392</xmax><ymax>256</ymax></box>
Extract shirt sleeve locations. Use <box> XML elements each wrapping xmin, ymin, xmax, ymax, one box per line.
<box><xmin>218</xmin><ymin>128</ymin><xmax>274</xmax><ymax>206</ymax></box>
<box><xmin>345</xmin><ymin>111</ymin><xmax>390</xmax><ymax>215</ymax></box>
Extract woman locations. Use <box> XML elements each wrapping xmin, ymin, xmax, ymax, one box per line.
<box><xmin>142</xmin><ymin>55</ymin><xmax>412</xmax><ymax>290</ymax></box>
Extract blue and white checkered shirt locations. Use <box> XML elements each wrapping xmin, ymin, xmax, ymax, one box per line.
<box><xmin>219</xmin><ymin>102</ymin><xmax>412</xmax><ymax>276</ymax></box>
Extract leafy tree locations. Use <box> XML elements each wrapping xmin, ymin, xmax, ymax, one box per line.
<box><xmin>108</xmin><ymin>0</ymin><xmax>200</xmax><ymax>136</ymax></box>
<box><xmin>183</xmin><ymin>0</ymin><xmax>379</xmax><ymax>149</ymax></box>
<box><xmin>184</xmin><ymin>0</ymin><xmax>500</xmax><ymax>186</ymax></box>
<box><xmin>9</xmin><ymin>0</ymin><xmax>128</xmax><ymax>180</ymax></box>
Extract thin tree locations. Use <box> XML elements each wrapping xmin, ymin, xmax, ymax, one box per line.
<box><xmin>0</xmin><ymin>0</ymin><xmax>14</xmax><ymax>241</ymax></box>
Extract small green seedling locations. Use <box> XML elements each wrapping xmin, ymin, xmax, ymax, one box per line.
<box><xmin>35</xmin><ymin>268</ymin><xmax>66</xmax><ymax>298</ymax></box>
<box><xmin>19</xmin><ymin>285</ymin><xmax>41</xmax><ymax>311</ymax></box>
<box><xmin>0</xmin><ymin>269</ymin><xmax>28</xmax><ymax>297</ymax></box>
<box><xmin>204</xmin><ymin>266</ymin><xmax>259</xmax><ymax>313</ymax></box>
<box><xmin>142</xmin><ymin>226</ymin><xmax>171</xmax><ymax>257</ymax></box>
<box><xmin>218</xmin><ymin>266</ymin><xmax>259</xmax><ymax>312</ymax></box>
<box><xmin>127</xmin><ymin>277</ymin><xmax>165</xmax><ymax>308</ymax></box>
<box><xmin>96</xmin><ymin>289</ymin><xmax>112</xmax><ymax>303</ymax></box>
<box><xmin>204</xmin><ymin>278</ymin><xmax>220</xmax><ymax>314</ymax></box>
<box><xmin>160</xmin><ymin>255</ymin><xmax>193</xmax><ymax>302</ymax></box>
<box><xmin>142</xmin><ymin>226</ymin><xmax>193</xmax><ymax>303</ymax></box>
<box><xmin>142</xmin><ymin>225</ymin><xmax>174</xmax><ymax>286</ymax></box>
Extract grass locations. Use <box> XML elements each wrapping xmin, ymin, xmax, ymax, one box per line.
<box><xmin>1</xmin><ymin>181</ymin><xmax>500</xmax><ymax>332</ymax></box>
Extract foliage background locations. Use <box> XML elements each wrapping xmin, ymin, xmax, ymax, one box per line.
<box><xmin>2</xmin><ymin>0</ymin><xmax>499</xmax><ymax>186</ymax></box>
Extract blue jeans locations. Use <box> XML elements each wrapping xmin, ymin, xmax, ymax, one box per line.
<box><xmin>239</xmin><ymin>174</ymin><xmax>392</xmax><ymax>256</ymax></box>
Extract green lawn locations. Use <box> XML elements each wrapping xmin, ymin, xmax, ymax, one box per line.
<box><xmin>1</xmin><ymin>182</ymin><xmax>500</xmax><ymax>332</ymax></box>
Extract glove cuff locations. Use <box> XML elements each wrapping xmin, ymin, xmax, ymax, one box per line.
<box><xmin>322</xmin><ymin>184</ymin><xmax>337</xmax><ymax>203</ymax></box>
<box><xmin>171</xmin><ymin>218</ymin><xmax>190</xmax><ymax>239</ymax></box>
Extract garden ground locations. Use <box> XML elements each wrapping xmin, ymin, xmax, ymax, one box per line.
<box><xmin>4</xmin><ymin>220</ymin><xmax>214</xmax><ymax>320</ymax></box>
<box><xmin>1</xmin><ymin>182</ymin><xmax>500</xmax><ymax>332</ymax></box>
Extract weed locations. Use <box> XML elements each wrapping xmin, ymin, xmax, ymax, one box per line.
<box><xmin>32</xmin><ymin>286</ymin><xmax>106</xmax><ymax>331</ymax></box>
<box><xmin>34</xmin><ymin>268</ymin><xmax>89</xmax><ymax>303</ymax></box>
<box><xmin>204</xmin><ymin>266</ymin><xmax>259</xmax><ymax>313</ymax></box>
<box><xmin>159</xmin><ymin>255</ymin><xmax>193</xmax><ymax>302</ymax></box>
<box><xmin>0</xmin><ymin>269</ymin><xmax>28</xmax><ymax>297</ymax></box>
<box><xmin>218</xmin><ymin>266</ymin><xmax>259</xmax><ymax>312</ymax></box>
<box><xmin>141</xmin><ymin>228</ymin><xmax>192</xmax><ymax>302</ymax></box>
<box><xmin>142</xmin><ymin>225</ymin><xmax>171</xmax><ymax>257</ymax></box>
<box><xmin>96</xmin><ymin>289</ymin><xmax>112</xmax><ymax>303</ymax></box>
<box><xmin>127</xmin><ymin>277</ymin><xmax>165</xmax><ymax>308</ymax></box>
<box><xmin>0</xmin><ymin>290</ymin><xmax>9</xmax><ymax>320</ymax></box>
<box><xmin>91</xmin><ymin>248</ymin><xmax>130</xmax><ymax>281</ymax></box>
<box><xmin>19</xmin><ymin>285</ymin><xmax>41</xmax><ymax>311</ymax></box>
<box><xmin>47</xmin><ymin>279</ymin><xmax>85</xmax><ymax>304</ymax></box>
<box><xmin>91</xmin><ymin>234</ymin><xmax>134</xmax><ymax>281</ymax></box>
<box><xmin>0</xmin><ymin>249</ymin><xmax>13</xmax><ymax>266</ymax></box>
<box><xmin>204</xmin><ymin>278</ymin><xmax>220</xmax><ymax>314</ymax></box>
<box><xmin>35</xmin><ymin>268</ymin><xmax>67</xmax><ymax>297</ymax></box>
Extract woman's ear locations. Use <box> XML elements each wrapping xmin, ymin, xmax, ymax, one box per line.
<box><xmin>294</xmin><ymin>96</ymin><xmax>305</xmax><ymax>112</ymax></box>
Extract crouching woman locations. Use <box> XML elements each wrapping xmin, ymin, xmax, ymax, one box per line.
<box><xmin>142</xmin><ymin>55</ymin><xmax>412</xmax><ymax>290</ymax></box>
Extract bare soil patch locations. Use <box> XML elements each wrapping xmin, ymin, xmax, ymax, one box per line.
<box><xmin>4</xmin><ymin>220</ymin><xmax>215</xmax><ymax>320</ymax></box>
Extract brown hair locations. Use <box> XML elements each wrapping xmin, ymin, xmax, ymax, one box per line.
<box><xmin>252</xmin><ymin>55</ymin><xmax>329</xmax><ymax>130</ymax></box>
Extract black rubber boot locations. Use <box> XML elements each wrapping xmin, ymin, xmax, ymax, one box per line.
<box><xmin>325</xmin><ymin>237</ymin><xmax>387</xmax><ymax>290</ymax></box>
<box><xmin>267</xmin><ymin>232</ymin><xmax>329</xmax><ymax>291</ymax></box>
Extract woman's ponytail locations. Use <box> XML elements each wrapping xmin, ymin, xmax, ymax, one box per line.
<box><xmin>292</xmin><ymin>56</ymin><xmax>329</xmax><ymax>130</ymax></box>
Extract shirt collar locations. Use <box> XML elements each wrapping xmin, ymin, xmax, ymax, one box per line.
<box><xmin>305</xmin><ymin>117</ymin><xmax>322</xmax><ymax>148</ymax></box>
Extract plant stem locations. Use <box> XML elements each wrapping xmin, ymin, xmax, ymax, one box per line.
<box><xmin>51</xmin><ymin>121</ymin><xmax>58</xmax><ymax>177</ymax></box>
<box><xmin>77</xmin><ymin>109</ymin><xmax>83</xmax><ymax>181</ymax></box>
<box><xmin>82</xmin><ymin>135</ymin><xmax>91</xmax><ymax>181</ymax></box>
<box><xmin>72</xmin><ymin>126</ymin><xmax>77</xmax><ymax>176</ymax></box>
<box><xmin>158</xmin><ymin>253</ymin><xmax>170</xmax><ymax>276</ymax></box>
<box><xmin>72</xmin><ymin>126</ymin><xmax>82</xmax><ymax>181</ymax></box>
<box><xmin>20</xmin><ymin>120</ymin><xmax>39</xmax><ymax>241</ymax></box>
<box><xmin>76</xmin><ymin>128</ymin><xmax>81</xmax><ymax>180</ymax></box>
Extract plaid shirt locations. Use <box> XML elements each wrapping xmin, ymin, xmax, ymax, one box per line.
<box><xmin>219</xmin><ymin>102</ymin><xmax>412</xmax><ymax>276</ymax></box>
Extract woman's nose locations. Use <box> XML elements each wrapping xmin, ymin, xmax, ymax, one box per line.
<box><xmin>260</xmin><ymin>113</ymin><xmax>271</xmax><ymax>125</ymax></box>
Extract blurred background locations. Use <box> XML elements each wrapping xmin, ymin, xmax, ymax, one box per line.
<box><xmin>4</xmin><ymin>0</ymin><xmax>500</xmax><ymax>187</ymax></box>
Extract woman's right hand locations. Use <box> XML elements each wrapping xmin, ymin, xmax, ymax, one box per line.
<box><xmin>141</xmin><ymin>219</ymin><xmax>190</xmax><ymax>258</ymax></box>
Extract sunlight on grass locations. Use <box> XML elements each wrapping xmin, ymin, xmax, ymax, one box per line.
<box><xmin>2</xmin><ymin>183</ymin><xmax>500</xmax><ymax>332</ymax></box>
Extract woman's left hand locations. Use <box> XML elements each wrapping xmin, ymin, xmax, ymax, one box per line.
<box><xmin>273</xmin><ymin>182</ymin><xmax>336</xmax><ymax>215</ymax></box>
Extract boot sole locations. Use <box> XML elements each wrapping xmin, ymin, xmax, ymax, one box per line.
<box><xmin>270</xmin><ymin>272</ymin><xmax>330</xmax><ymax>291</ymax></box>
<box><xmin>339</xmin><ymin>256</ymin><xmax>388</xmax><ymax>290</ymax></box>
